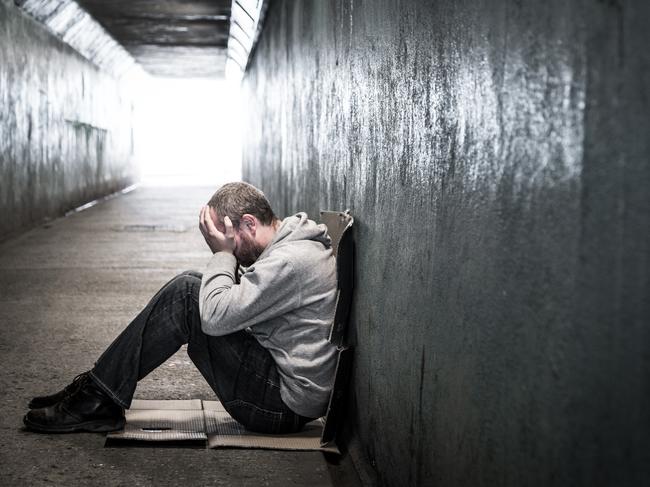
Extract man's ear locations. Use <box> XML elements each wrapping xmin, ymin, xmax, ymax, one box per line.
<box><xmin>240</xmin><ymin>214</ymin><xmax>256</xmax><ymax>233</ymax></box>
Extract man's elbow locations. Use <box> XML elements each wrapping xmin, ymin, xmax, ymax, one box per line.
<box><xmin>200</xmin><ymin>321</ymin><xmax>216</xmax><ymax>336</ymax></box>
<box><xmin>199</xmin><ymin>294</ymin><xmax>219</xmax><ymax>332</ymax></box>
<box><xmin>199</xmin><ymin>305</ymin><xmax>217</xmax><ymax>335</ymax></box>
<box><xmin>199</xmin><ymin>302</ymin><xmax>216</xmax><ymax>335</ymax></box>
<box><xmin>199</xmin><ymin>309</ymin><xmax>231</xmax><ymax>337</ymax></box>
<box><xmin>199</xmin><ymin>294</ymin><xmax>239</xmax><ymax>336</ymax></box>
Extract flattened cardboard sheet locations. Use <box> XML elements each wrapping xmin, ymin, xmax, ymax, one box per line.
<box><xmin>129</xmin><ymin>399</ymin><xmax>203</xmax><ymax>410</ymax></box>
<box><xmin>106</xmin><ymin>399</ymin><xmax>206</xmax><ymax>443</ymax></box>
<box><xmin>202</xmin><ymin>401</ymin><xmax>338</xmax><ymax>453</ymax></box>
<box><xmin>105</xmin><ymin>399</ymin><xmax>339</xmax><ymax>454</ymax></box>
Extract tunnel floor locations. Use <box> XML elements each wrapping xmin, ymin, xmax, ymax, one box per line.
<box><xmin>0</xmin><ymin>186</ymin><xmax>360</xmax><ymax>486</ymax></box>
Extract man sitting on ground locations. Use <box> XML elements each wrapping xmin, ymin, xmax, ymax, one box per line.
<box><xmin>23</xmin><ymin>182</ymin><xmax>338</xmax><ymax>434</ymax></box>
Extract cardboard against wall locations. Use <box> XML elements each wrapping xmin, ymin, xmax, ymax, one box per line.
<box><xmin>105</xmin><ymin>399</ymin><xmax>339</xmax><ymax>454</ymax></box>
<box><xmin>318</xmin><ymin>210</ymin><xmax>354</xmax><ymax>447</ymax></box>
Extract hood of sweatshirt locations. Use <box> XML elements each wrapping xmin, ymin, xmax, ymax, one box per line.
<box><xmin>258</xmin><ymin>212</ymin><xmax>331</xmax><ymax>261</ymax></box>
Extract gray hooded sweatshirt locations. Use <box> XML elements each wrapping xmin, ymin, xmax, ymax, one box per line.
<box><xmin>199</xmin><ymin>212</ymin><xmax>339</xmax><ymax>418</ymax></box>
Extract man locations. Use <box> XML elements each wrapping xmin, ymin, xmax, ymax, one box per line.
<box><xmin>23</xmin><ymin>182</ymin><xmax>339</xmax><ymax>434</ymax></box>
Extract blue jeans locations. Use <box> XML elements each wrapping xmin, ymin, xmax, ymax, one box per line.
<box><xmin>89</xmin><ymin>271</ymin><xmax>313</xmax><ymax>434</ymax></box>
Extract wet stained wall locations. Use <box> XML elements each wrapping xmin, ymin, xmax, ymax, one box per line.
<box><xmin>241</xmin><ymin>1</ymin><xmax>650</xmax><ymax>485</ymax></box>
<box><xmin>0</xmin><ymin>0</ymin><xmax>135</xmax><ymax>238</ymax></box>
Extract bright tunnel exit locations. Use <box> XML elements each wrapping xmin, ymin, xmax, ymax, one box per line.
<box><xmin>133</xmin><ymin>77</ymin><xmax>242</xmax><ymax>187</ymax></box>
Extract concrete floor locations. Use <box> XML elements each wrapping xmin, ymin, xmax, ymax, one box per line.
<box><xmin>0</xmin><ymin>186</ymin><xmax>361</xmax><ymax>487</ymax></box>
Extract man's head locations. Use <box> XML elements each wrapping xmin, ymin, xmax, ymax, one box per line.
<box><xmin>207</xmin><ymin>182</ymin><xmax>279</xmax><ymax>266</ymax></box>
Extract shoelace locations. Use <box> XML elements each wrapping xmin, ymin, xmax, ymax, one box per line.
<box><xmin>61</xmin><ymin>372</ymin><xmax>89</xmax><ymax>400</ymax></box>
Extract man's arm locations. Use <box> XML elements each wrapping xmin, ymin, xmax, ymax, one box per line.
<box><xmin>199</xmin><ymin>251</ymin><xmax>302</xmax><ymax>336</ymax></box>
<box><xmin>197</xmin><ymin>205</ymin><xmax>301</xmax><ymax>335</ymax></box>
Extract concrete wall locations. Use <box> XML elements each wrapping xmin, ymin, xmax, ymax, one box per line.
<box><xmin>241</xmin><ymin>1</ymin><xmax>650</xmax><ymax>485</ymax></box>
<box><xmin>0</xmin><ymin>0</ymin><xmax>135</xmax><ymax>239</ymax></box>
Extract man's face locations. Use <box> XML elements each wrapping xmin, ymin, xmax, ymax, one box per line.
<box><xmin>235</xmin><ymin>230</ymin><xmax>264</xmax><ymax>267</ymax></box>
<box><xmin>209</xmin><ymin>208</ymin><xmax>263</xmax><ymax>267</ymax></box>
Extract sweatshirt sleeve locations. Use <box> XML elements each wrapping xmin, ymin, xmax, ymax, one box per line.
<box><xmin>199</xmin><ymin>250</ymin><xmax>302</xmax><ymax>336</ymax></box>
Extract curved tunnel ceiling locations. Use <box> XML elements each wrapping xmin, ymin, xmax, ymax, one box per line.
<box><xmin>76</xmin><ymin>0</ymin><xmax>231</xmax><ymax>78</ymax></box>
<box><xmin>16</xmin><ymin>0</ymin><xmax>267</xmax><ymax>79</ymax></box>
<box><xmin>16</xmin><ymin>0</ymin><xmax>138</xmax><ymax>77</ymax></box>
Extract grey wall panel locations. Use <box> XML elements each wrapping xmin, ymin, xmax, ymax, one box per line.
<box><xmin>241</xmin><ymin>1</ymin><xmax>650</xmax><ymax>485</ymax></box>
<box><xmin>0</xmin><ymin>1</ymin><xmax>135</xmax><ymax>238</ymax></box>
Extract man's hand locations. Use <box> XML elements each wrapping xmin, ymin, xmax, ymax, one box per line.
<box><xmin>199</xmin><ymin>206</ymin><xmax>236</xmax><ymax>254</ymax></box>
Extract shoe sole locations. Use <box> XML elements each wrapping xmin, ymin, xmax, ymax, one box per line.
<box><xmin>23</xmin><ymin>415</ymin><xmax>125</xmax><ymax>434</ymax></box>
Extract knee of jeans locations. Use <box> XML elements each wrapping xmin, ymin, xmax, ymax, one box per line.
<box><xmin>180</xmin><ymin>270</ymin><xmax>202</xmax><ymax>279</ymax></box>
<box><xmin>170</xmin><ymin>274</ymin><xmax>200</xmax><ymax>296</ymax></box>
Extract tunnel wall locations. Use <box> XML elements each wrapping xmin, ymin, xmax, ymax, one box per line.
<box><xmin>241</xmin><ymin>1</ymin><xmax>650</xmax><ymax>485</ymax></box>
<box><xmin>0</xmin><ymin>0</ymin><xmax>136</xmax><ymax>239</ymax></box>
